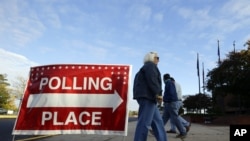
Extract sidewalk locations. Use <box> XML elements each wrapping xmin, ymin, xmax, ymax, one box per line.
<box><xmin>33</xmin><ymin>121</ymin><xmax>229</xmax><ymax>141</ymax></box>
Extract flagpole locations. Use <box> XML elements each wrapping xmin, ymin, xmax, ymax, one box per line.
<box><xmin>233</xmin><ymin>40</ymin><xmax>236</xmax><ymax>53</ymax></box>
<box><xmin>202</xmin><ymin>62</ymin><xmax>205</xmax><ymax>94</ymax></box>
<box><xmin>217</xmin><ymin>40</ymin><xmax>221</xmax><ymax>65</ymax></box>
<box><xmin>197</xmin><ymin>53</ymin><xmax>201</xmax><ymax>94</ymax></box>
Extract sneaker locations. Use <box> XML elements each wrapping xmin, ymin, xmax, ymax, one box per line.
<box><xmin>185</xmin><ymin>123</ymin><xmax>191</xmax><ymax>132</ymax></box>
<box><xmin>176</xmin><ymin>134</ymin><xmax>187</xmax><ymax>139</ymax></box>
<box><xmin>166</xmin><ymin>130</ymin><xmax>177</xmax><ymax>134</ymax></box>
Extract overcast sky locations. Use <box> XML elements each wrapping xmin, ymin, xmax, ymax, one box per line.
<box><xmin>1</xmin><ymin>0</ymin><xmax>250</xmax><ymax>110</ymax></box>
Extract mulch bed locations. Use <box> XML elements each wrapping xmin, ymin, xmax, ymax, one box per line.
<box><xmin>184</xmin><ymin>115</ymin><xmax>250</xmax><ymax>126</ymax></box>
<box><xmin>211</xmin><ymin>115</ymin><xmax>250</xmax><ymax>125</ymax></box>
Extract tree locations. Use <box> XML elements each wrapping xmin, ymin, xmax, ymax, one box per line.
<box><xmin>0</xmin><ymin>74</ymin><xmax>10</xmax><ymax>86</ymax></box>
<box><xmin>12</xmin><ymin>76</ymin><xmax>27</xmax><ymax>100</ymax></box>
<box><xmin>0</xmin><ymin>74</ymin><xmax>14</xmax><ymax>109</ymax></box>
<box><xmin>244</xmin><ymin>39</ymin><xmax>250</xmax><ymax>50</ymax></box>
<box><xmin>206</xmin><ymin>40</ymin><xmax>250</xmax><ymax>114</ymax></box>
<box><xmin>183</xmin><ymin>93</ymin><xmax>212</xmax><ymax>114</ymax></box>
<box><xmin>0</xmin><ymin>82</ymin><xmax>10</xmax><ymax>108</ymax></box>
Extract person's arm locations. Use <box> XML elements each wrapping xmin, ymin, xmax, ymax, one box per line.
<box><xmin>143</xmin><ymin>64</ymin><xmax>162</xmax><ymax>97</ymax></box>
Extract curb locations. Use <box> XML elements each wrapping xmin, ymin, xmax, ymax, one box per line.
<box><xmin>0</xmin><ymin>115</ymin><xmax>17</xmax><ymax>118</ymax></box>
<box><xmin>15</xmin><ymin>135</ymin><xmax>58</xmax><ymax>141</ymax></box>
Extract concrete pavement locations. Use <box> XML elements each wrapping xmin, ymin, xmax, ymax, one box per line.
<box><xmin>32</xmin><ymin>121</ymin><xmax>229</xmax><ymax>141</ymax></box>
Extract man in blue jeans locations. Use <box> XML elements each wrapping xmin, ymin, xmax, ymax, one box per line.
<box><xmin>162</xmin><ymin>74</ymin><xmax>187</xmax><ymax>139</ymax></box>
<box><xmin>133</xmin><ymin>52</ymin><xmax>167</xmax><ymax>141</ymax></box>
<box><xmin>167</xmin><ymin>77</ymin><xmax>191</xmax><ymax>134</ymax></box>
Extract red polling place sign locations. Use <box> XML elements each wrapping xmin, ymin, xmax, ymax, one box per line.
<box><xmin>12</xmin><ymin>64</ymin><xmax>131</xmax><ymax>136</ymax></box>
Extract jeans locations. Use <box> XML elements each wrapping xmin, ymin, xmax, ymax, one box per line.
<box><xmin>170</xmin><ymin>101</ymin><xmax>190</xmax><ymax>131</ymax></box>
<box><xmin>162</xmin><ymin>101</ymin><xmax>187</xmax><ymax>135</ymax></box>
<box><xmin>170</xmin><ymin>117</ymin><xmax>190</xmax><ymax>132</ymax></box>
<box><xmin>134</xmin><ymin>98</ymin><xmax>167</xmax><ymax>141</ymax></box>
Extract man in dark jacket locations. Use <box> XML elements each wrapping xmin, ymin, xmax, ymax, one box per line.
<box><xmin>133</xmin><ymin>52</ymin><xmax>167</xmax><ymax>141</ymax></box>
<box><xmin>162</xmin><ymin>73</ymin><xmax>187</xmax><ymax>139</ymax></box>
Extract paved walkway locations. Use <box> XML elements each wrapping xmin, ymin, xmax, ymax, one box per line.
<box><xmin>32</xmin><ymin>121</ymin><xmax>229</xmax><ymax>141</ymax></box>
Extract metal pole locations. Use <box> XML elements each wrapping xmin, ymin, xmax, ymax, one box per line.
<box><xmin>233</xmin><ymin>40</ymin><xmax>236</xmax><ymax>53</ymax></box>
<box><xmin>197</xmin><ymin>53</ymin><xmax>201</xmax><ymax>94</ymax></box>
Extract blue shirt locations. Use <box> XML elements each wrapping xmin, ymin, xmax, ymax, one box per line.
<box><xmin>163</xmin><ymin>79</ymin><xmax>178</xmax><ymax>102</ymax></box>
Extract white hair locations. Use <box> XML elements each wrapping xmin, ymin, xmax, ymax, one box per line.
<box><xmin>143</xmin><ymin>51</ymin><xmax>158</xmax><ymax>63</ymax></box>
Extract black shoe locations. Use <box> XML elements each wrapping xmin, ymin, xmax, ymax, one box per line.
<box><xmin>185</xmin><ymin>123</ymin><xmax>191</xmax><ymax>132</ymax></box>
<box><xmin>166</xmin><ymin>130</ymin><xmax>177</xmax><ymax>133</ymax></box>
<box><xmin>149</xmin><ymin>129</ymin><xmax>154</xmax><ymax>135</ymax></box>
<box><xmin>176</xmin><ymin>134</ymin><xmax>187</xmax><ymax>139</ymax></box>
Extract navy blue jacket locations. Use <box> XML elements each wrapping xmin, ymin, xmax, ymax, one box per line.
<box><xmin>163</xmin><ymin>79</ymin><xmax>178</xmax><ymax>102</ymax></box>
<box><xmin>133</xmin><ymin>62</ymin><xmax>162</xmax><ymax>103</ymax></box>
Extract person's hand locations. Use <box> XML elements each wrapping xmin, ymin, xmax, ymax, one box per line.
<box><xmin>156</xmin><ymin>95</ymin><xmax>163</xmax><ymax>104</ymax></box>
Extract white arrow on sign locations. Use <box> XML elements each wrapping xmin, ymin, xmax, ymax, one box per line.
<box><xmin>26</xmin><ymin>90</ymin><xmax>123</xmax><ymax>112</ymax></box>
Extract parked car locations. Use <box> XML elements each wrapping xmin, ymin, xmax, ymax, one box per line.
<box><xmin>0</xmin><ymin>108</ymin><xmax>7</xmax><ymax>114</ymax></box>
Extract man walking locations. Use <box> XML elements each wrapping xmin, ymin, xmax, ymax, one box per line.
<box><xmin>166</xmin><ymin>77</ymin><xmax>191</xmax><ymax>134</ymax></box>
<box><xmin>162</xmin><ymin>74</ymin><xmax>187</xmax><ymax>139</ymax></box>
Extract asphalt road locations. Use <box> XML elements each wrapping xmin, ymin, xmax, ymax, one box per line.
<box><xmin>0</xmin><ymin>118</ymin><xmax>15</xmax><ymax>141</ymax></box>
<box><xmin>0</xmin><ymin>118</ymin><xmax>43</xmax><ymax>141</ymax></box>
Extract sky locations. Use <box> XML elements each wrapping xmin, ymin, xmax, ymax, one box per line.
<box><xmin>1</xmin><ymin>0</ymin><xmax>250</xmax><ymax>111</ymax></box>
